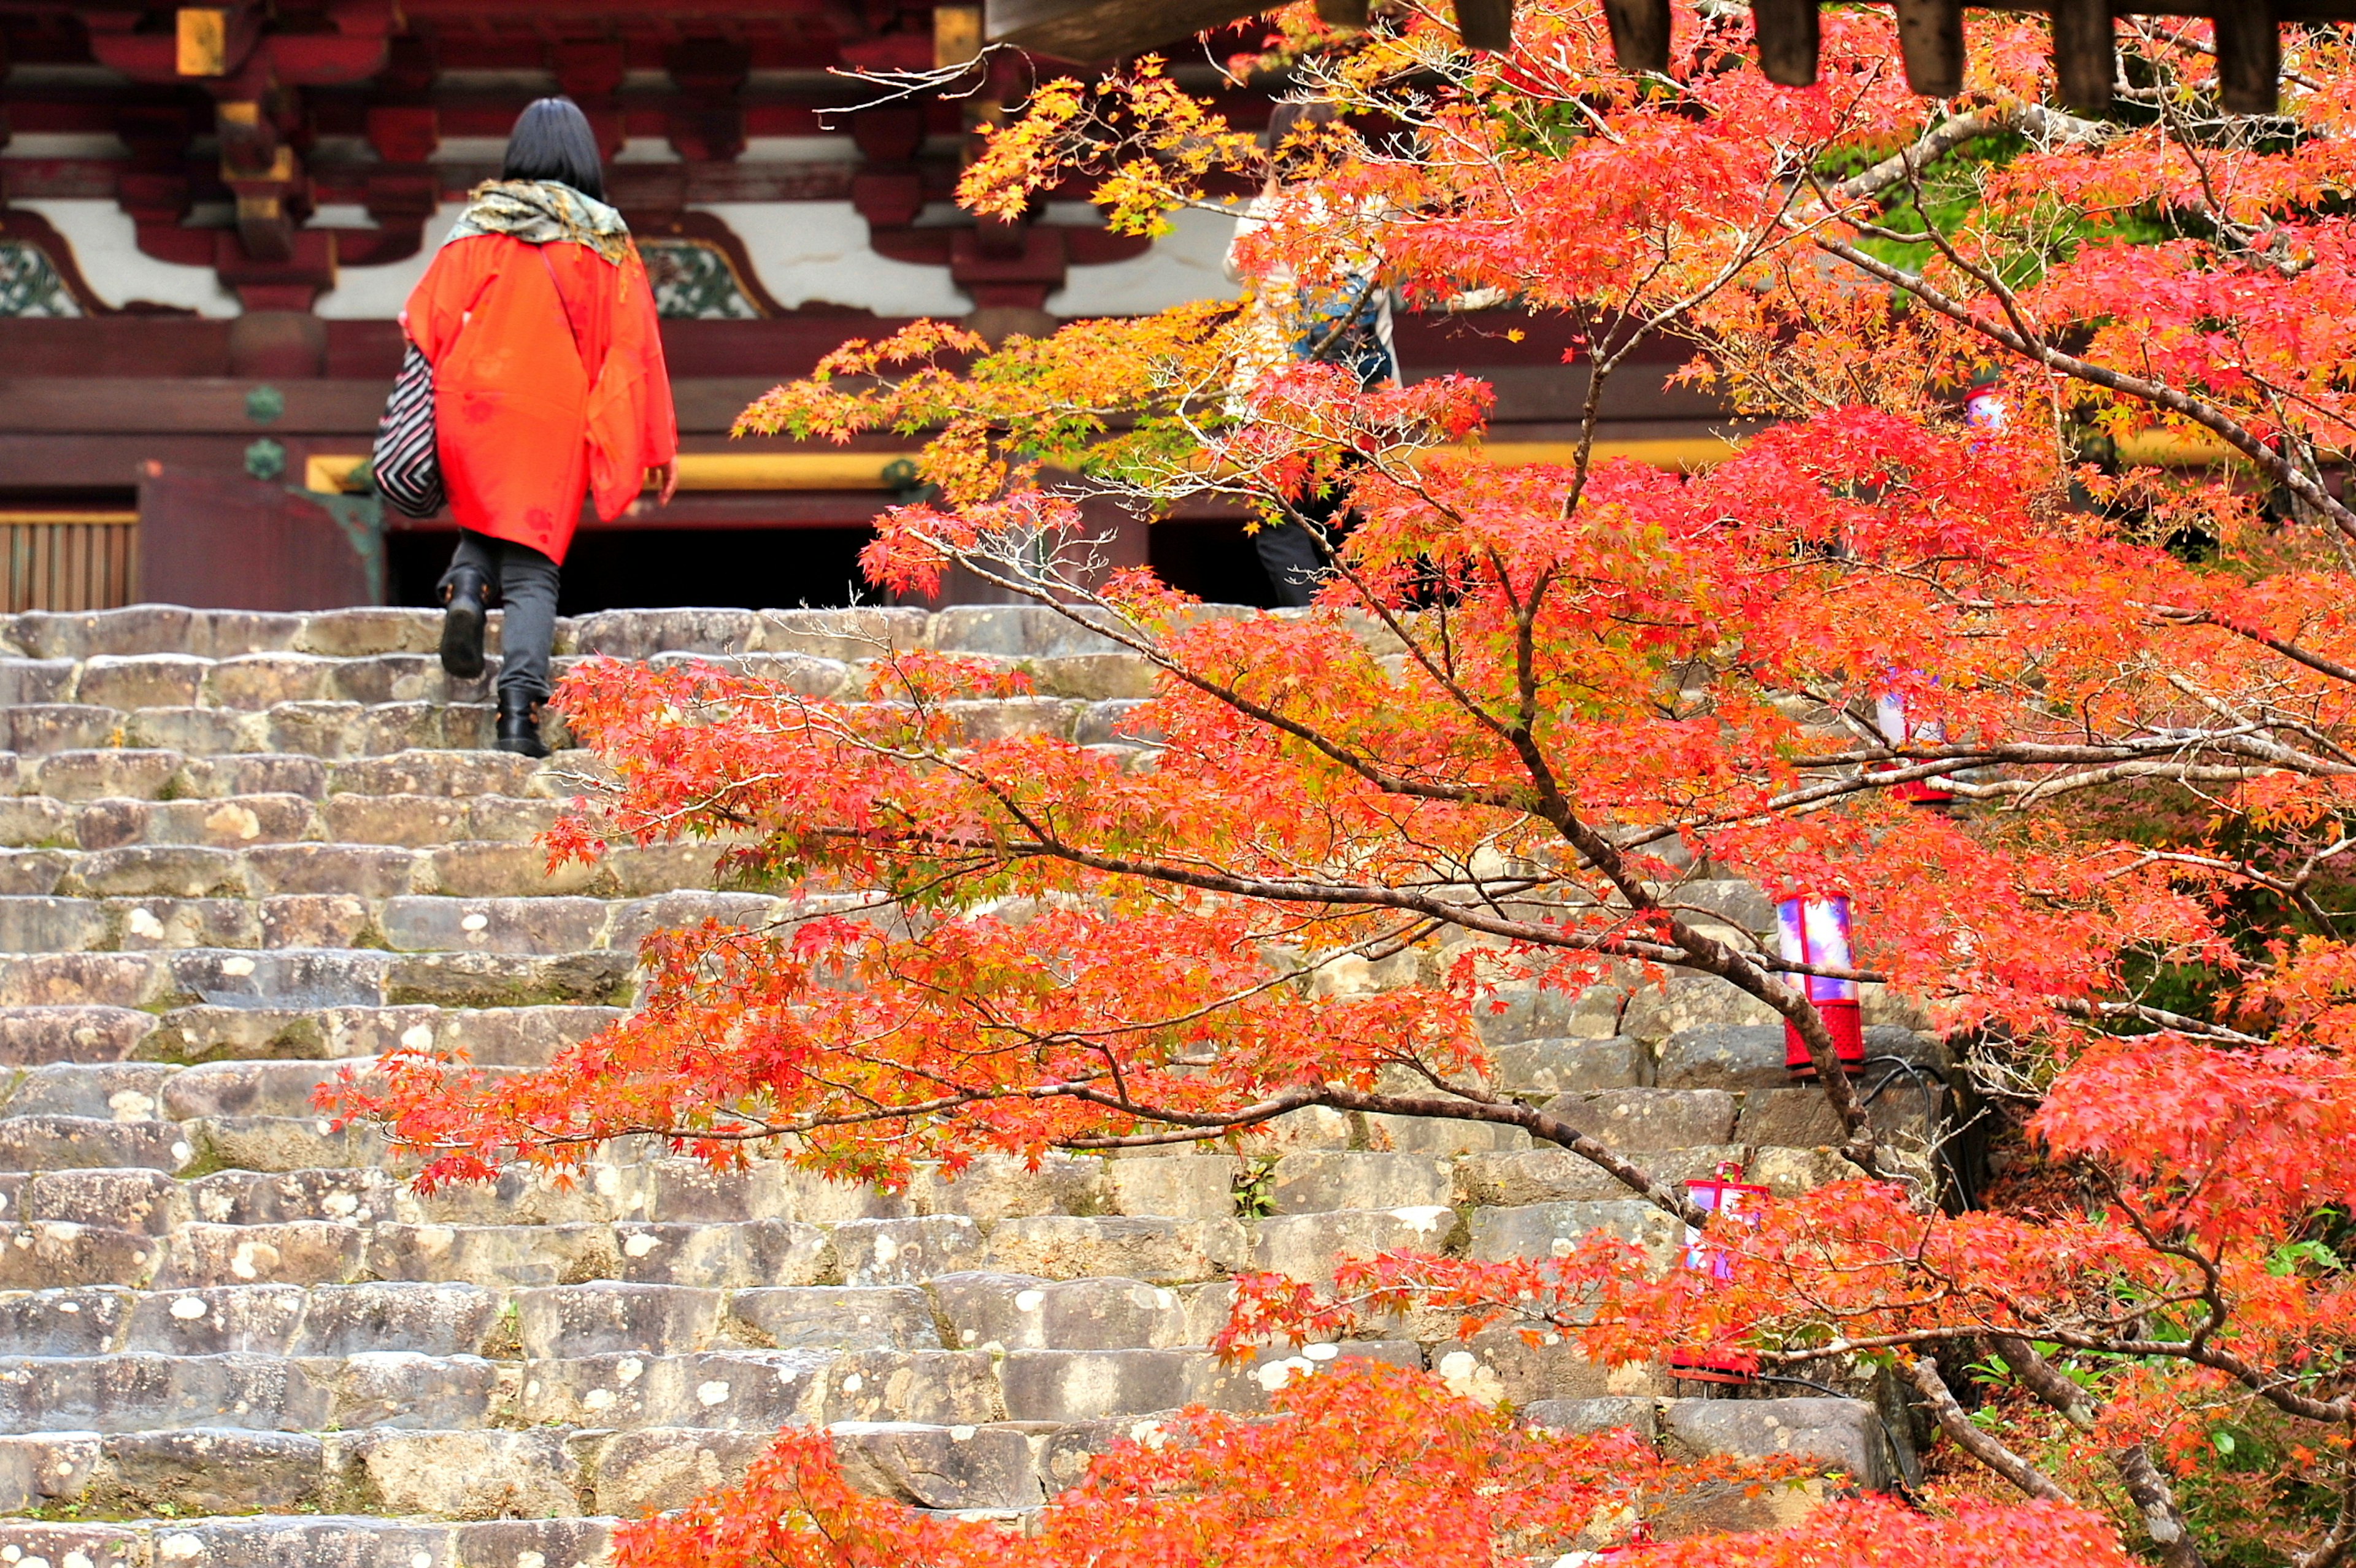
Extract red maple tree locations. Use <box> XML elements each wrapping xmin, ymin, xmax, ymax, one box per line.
<box><xmin>337</xmin><ymin>5</ymin><xmax>2356</xmax><ymax>1563</ymax></box>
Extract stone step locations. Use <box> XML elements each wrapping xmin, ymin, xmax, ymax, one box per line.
<box><xmin>0</xmin><ymin>948</ymin><xmax>638</xmax><ymax>1013</ymax></box>
<box><xmin>0</xmin><ymin>794</ymin><xmax>569</xmax><ymax>853</ymax></box>
<box><xmin>4</xmin><ymin>645</ymin><xmax>1157</xmax><ymax>719</ymax></box>
<box><xmin>2</xmin><ymin>604</ymin><xmax>1181</xmax><ymax>666</ymax></box>
<box><xmin>0</xmin><ymin>842</ymin><xmax>735</xmax><ymax>901</ymax></box>
<box><xmin>0</xmin><ymin>1004</ymin><xmax>622</xmax><ymax>1069</ymax></box>
<box><xmin>0</xmin><ymin>1513</ymin><xmax>618</xmax><ymax>1568</ymax></box>
<box><xmin>0</xmin><ymin>891</ymin><xmax>798</xmax><ymax>957</ymax></box>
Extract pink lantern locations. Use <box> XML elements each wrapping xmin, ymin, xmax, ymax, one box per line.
<box><xmin>1873</xmin><ymin>688</ymin><xmax>1954</xmax><ymax>804</ymax></box>
<box><xmin>1777</xmin><ymin>894</ymin><xmax>1866</xmax><ymax>1079</ymax></box>
<box><xmin>1668</xmin><ymin>1164</ymin><xmax>1770</xmax><ymax>1385</ymax></box>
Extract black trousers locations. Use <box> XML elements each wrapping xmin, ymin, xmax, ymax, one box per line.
<box><xmin>439</xmin><ymin>530</ymin><xmax>560</xmax><ymax>701</ymax></box>
<box><xmin>1255</xmin><ymin>480</ymin><xmax>1350</xmax><ymax>609</ymax></box>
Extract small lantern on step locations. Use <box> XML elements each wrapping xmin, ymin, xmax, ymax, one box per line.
<box><xmin>1668</xmin><ymin>1163</ymin><xmax>1769</xmax><ymax>1385</ymax></box>
<box><xmin>1777</xmin><ymin>894</ymin><xmax>1866</xmax><ymax>1079</ymax></box>
<box><xmin>1873</xmin><ymin>687</ymin><xmax>1954</xmax><ymax>805</ymax></box>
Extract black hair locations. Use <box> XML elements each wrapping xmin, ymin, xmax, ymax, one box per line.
<box><xmin>501</xmin><ymin>98</ymin><xmax>606</xmax><ymax>202</ymax></box>
<box><xmin>1261</xmin><ymin>99</ymin><xmax>1340</xmax><ymax>182</ymax></box>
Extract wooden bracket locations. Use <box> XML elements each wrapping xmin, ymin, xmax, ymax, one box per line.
<box><xmin>1893</xmin><ymin>0</ymin><xmax>1964</xmax><ymax>96</ymax></box>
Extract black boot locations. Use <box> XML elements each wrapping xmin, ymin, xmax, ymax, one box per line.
<box><xmin>495</xmin><ymin>686</ymin><xmax>549</xmax><ymax>759</ymax></box>
<box><xmin>439</xmin><ymin>565</ymin><xmax>490</xmax><ymax>680</ymax></box>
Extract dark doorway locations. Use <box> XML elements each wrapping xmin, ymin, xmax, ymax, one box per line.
<box><xmin>1149</xmin><ymin>518</ymin><xmax>1282</xmax><ymax>609</ymax></box>
<box><xmin>387</xmin><ymin>526</ymin><xmax>880</xmax><ymax>612</ymax></box>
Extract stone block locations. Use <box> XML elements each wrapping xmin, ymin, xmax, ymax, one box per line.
<box><xmin>241</xmin><ymin>843</ymin><xmax>420</xmax><ymax>900</ymax></box>
<box><xmin>907</xmin><ymin>1153</ymin><xmax>1109</xmax><ymax>1223</ymax></box>
<box><xmin>1657</xmin><ymin>1024</ymin><xmax>1790</xmax><ymax>1090</ymax></box>
<box><xmin>829</xmin><ymin>1421</ymin><xmax>1041</xmax><ymax>1510</ymax></box>
<box><xmin>0</xmin><ymin>894</ymin><xmax>107</xmax><ymax>953</ymax></box>
<box><xmin>148</xmin><ymin>1516</ymin><xmax>458</xmax><ymax>1568</ymax></box>
<box><xmin>929</xmin><ymin>605</ymin><xmax>1125</xmax><ymax>659</ymax></box>
<box><xmin>13</xmin><ymin>709</ymin><xmax>124</xmax><ymax>759</ymax></box>
<box><xmin>818</xmin><ymin>1348</ymin><xmax>1001</xmax><ymax>1425</ymax></box>
<box><xmin>0</xmin><ymin>850</ymin><xmax>70</xmax><ymax>897</ymax></box>
<box><xmin>589</xmin><ymin>1426</ymin><xmax>774</xmax><ymax>1517</ymax></box>
<box><xmin>0</xmin><ymin>1432</ymin><xmax>99</xmax><ymax>1514</ymax></box>
<box><xmin>751</xmin><ymin>607</ymin><xmax>930</xmax><ymax>661</ymax></box>
<box><xmin>258</xmin><ymin>894</ymin><xmax>374</xmax><ymax>949</ymax></box>
<box><xmin>1268</xmin><ymin>1151</ymin><xmax>1453</xmax><ymax>1215</ymax></box>
<box><xmin>0</xmin><ymin>1222</ymin><xmax>158</xmax><ymax>1288</ymax></box>
<box><xmin>1492</xmin><ymin>1036</ymin><xmax>1646</xmax><ymax>1095</ymax></box>
<box><xmin>329</xmin><ymin>752</ymin><xmax>541</xmax><ymax>800</ymax></box>
<box><xmin>7</xmin><ymin>1061</ymin><xmax>178</xmax><ymax>1120</ymax></box>
<box><xmin>0</xmin><ymin>1288</ymin><xmax>133</xmax><ymax>1355</ymax></box>
<box><xmin>0</xmin><ymin>1115</ymin><xmax>193</xmax><ymax>1172</ymax></box>
<box><xmin>0</xmin><ymin>1526</ymin><xmax>141</xmax><ymax>1568</ymax></box>
<box><xmin>1435</xmin><ymin>1327</ymin><xmax>1644</xmax><ymax>1405</ymax></box>
<box><xmin>1539</xmin><ymin>1088</ymin><xmax>1738</xmax><ymax>1150</ymax></box>
<box><xmin>1466</xmin><ymin>1201</ymin><xmax>1682</xmax><ymax>1267</ymax></box>
<box><xmin>612</xmin><ymin>1219</ymin><xmax>832</xmax><ymax>1289</ymax></box>
<box><xmin>294</xmin><ymin>1283</ymin><xmax>506</xmax><ymax>1358</ymax></box>
<box><xmin>516</xmin><ymin>1282</ymin><xmax>724</xmax><ymax>1358</ymax></box>
<box><xmin>327</xmin><ymin>1351</ymin><xmax>501</xmax><ymax>1429</ymax></box>
<box><xmin>345</xmin><ymin>1429</ymin><xmax>577</xmax><ymax>1520</ymax></box>
<box><xmin>0</xmin><ymin>1005</ymin><xmax>154</xmax><ymax>1066</ymax></box>
<box><xmin>0</xmin><ymin>655</ymin><xmax>78</xmax><ymax>705</ymax></box>
<box><xmin>1520</xmin><ymin>1395</ymin><xmax>1660</xmax><ymax>1440</ymax></box>
<box><xmin>0</xmin><ymin>953</ymin><xmax>162</xmax><ymax>1009</ymax></box>
<box><xmin>0</xmin><ymin>796</ymin><xmax>75</xmax><ymax>848</ymax></box>
<box><xmin>1246</xmin><ymin>1207</ymin><xmax>1457</xmax><ymax>1283</ymax></box>
<box><xmin>70</xmin><ymin>845</ymin><xmax>244</xmax><ymax>899</ymax></box>
<box><xmin>122</xmin><ymin>706</ymin><xmax>258</xmax><ymax>755</ymax></box>
<box><xmin>202</xmin><ymin>653</ymin><xmax>340</xmax><ymax>710</ymax></box>
<box><xmin>1735</xmin><ymin>1086</ymin><xmax>1930</xmax><ymax>1150</ymax></box>
<box><xmin>1104</xmin><ymin>1155</ymin><xmax>1239</xmax><ymax>1220</ymax></box>
<box><xmin>176</xmin><ymin>753</ymin><xmax>330</xmax><ymax>801</ymax></box>
<box><xmin>14</xmin><ymin>1167</ymin><xmax>184</xmax><ymax>1234</ymax></box>
<box><xmin>91</xmin><ymin>1429</ymin><xmax>328</xmax><ymax>1516</ymax></box>
<box><xmin>984</xmin><ymin>1215</ymin><xmax>1244</xmax><ymax>1283</ymax></box>
<box><xmin>123</xmin><ymin>1286</ymin><xmax>309</xmax><ymax>1355</ymax></box>
<box><xmin>833</xmin><ymin>1216</ymin><xmax>987</xmax><ymax>1287</ymax></box>
<box><xmin>297</xmin><ymin>607</ymin><xmax>445</xmax><ymax>658</ymax></box>
<box><xmin>450</xmin><ymin>1519</ymin><xmax>612</xmax><ymax>1568</ymax></box>
<box><xmin>76</xmin><ymin>655</ymin><xmax>209</xmax><ymax>712</ymax></box>
<box><xmin>727</xmin><ymin>1286</ymin><xmax>939</xmax><ymax>1352</ymax></box>
<box><xmin>189</xmin><ymin>1115</ymin><xmax>392</xmax><ymax>1175</ymax></box>
<box><xmin>636</xmin><ymin>1159</ymin><xmax>795</xmax><ymax>1224</ymax></box>
<box><xmin>931</xmin><ymin>1272</ymin><xmax>1193</xmax><ymax>1352</ymax></box>
<box><xmin>380</xmin><ymin>896</ymin><xmax>614</xmax><ymax>956</ymax></box>
<box><xmin>998</xmin><ymin>1348</ymin><xmax>1249</xmax><ymax>1422</ymax></box>
<box><xmin>366</xmin><ymin>1223</ymin><xmax>622</xmax><ymax>1288</ymax></box>
<box><xmin>383</xmin><ymin>951</ymin><xmax>633</xmax><ymax>1009</ymax></box>
<box><xmin>0</xmin><ymin>1350</ymin><xmax>333</xmax><ymax>1434</ymax></box>
<box><xmin>571</xmin><ymin>609</ymin><xmax>763</xmax><ymax>658</ymax></box>
<box><xmin>1620</xmin><ymin>976</ymin><xmax>1780</xmax><ymax>1041</ymax></box>
<box><xmin>12</xmin><ymin>607</ymin><xmax>199</xmax><ymax>659</ymax></box>
<box><xmin>420</xmin><ymin>844</ymin><xmax>608</xmax><ymax>899</ymax></box>
<box><xmin>1660</xmin><ymin>1396</ymin><xmax>1888</xmax><ymax>1488</ymax></box>
<box><xmin>184</xmin><ymin>611</ymin><xmax>306</xmax><ymax>659</ymax></box>
<box><xmin>112</xmin><ymin>896</ymin><xmax>266</xmax><ymax>950</ymax></box>
<box><xmin>158</xmin><ymin>1221</ymin><xmax>368</xmax><ymax>1288</ymax></box>
<box><xmin>320</xmin><ymin>793</ymin><xmax>472</xmax><ymax>849</ymax></box>
<box><xmin>1474</xmin><ymin>983</ymin><xmax>1628</xmax><ymax>1042</ymax></box>
<box><xmin>160</xmin><ymin>1059</ymin><xmax>343</xmax><ymax>1120</ymax></box>
<box><xmin>1746</xmin><ymin>1145</ymin><xmax>1868</xmax><ymax>1195</ymax></box>
<box><xmin>635</xmin><ymin>1350</ymin><xmax>833</xmax><ymax>1431</ymax></box>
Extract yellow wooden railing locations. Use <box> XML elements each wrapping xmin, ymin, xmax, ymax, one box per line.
<box><xmin>0</xmin><ymin>511</ymin><xmax>139</xmax><ymax>613</ymax></box>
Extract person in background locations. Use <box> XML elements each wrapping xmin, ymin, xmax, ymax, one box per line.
<box><xmin>1224</xmin><ymin>99</ymin><xmax>1399</xmax><ymax>608</ymax></box>
<box><xmin>405</xmin><ymin>96</ymin><xmax>679</xmax><ymax>758</ymax></box>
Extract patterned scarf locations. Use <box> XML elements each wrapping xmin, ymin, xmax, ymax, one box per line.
<box><xmin>447</xmin><ymin>179</ymin><xmax>635</xmax><ymax>267</ymax></box>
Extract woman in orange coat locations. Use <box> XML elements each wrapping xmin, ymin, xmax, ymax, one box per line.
<box><xmin>407</xmin><ymin>97</ymin><xmax>679</xmax><ymax>757</ymax></box>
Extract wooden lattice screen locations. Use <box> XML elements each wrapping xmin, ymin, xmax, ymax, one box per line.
<box><xmin>0</xmin><ymin>511</ymin><xmax>139</xmax><ymax>614</ymax></box>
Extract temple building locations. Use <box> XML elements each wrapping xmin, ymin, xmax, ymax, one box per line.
<box><xmin>0</xmin><ymin>0</ymin><xmax>1727</xmax><ymax>614</ymax></box>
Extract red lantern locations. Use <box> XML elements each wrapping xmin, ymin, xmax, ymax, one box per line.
<box><xmin>1668</xmin><ymin>1165</ymin><xmax>1769</xmax><ymax>1385</ymax></box>
<box><xmin>1778</xmin><ymin>894</ymin><xmax>1866</xmax><ymax>1079</ymax></box>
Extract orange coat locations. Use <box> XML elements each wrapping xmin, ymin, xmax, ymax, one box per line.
<box><xmin>401</xmin><ymin>233</ymin><xmax>677</xmax><ymax>564</ymax></box>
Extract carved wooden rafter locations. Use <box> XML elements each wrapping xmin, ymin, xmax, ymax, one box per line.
<box><xmin>982</xmin><ymin>0</ymin><xmax>2356</xmax><ymax>113</ymax></box>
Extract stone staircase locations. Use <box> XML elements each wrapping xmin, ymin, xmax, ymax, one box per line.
<box><xmin>0</xmin><ymin>603</ymin><xmax>1926</xmax><ymax>1565</ymax></box>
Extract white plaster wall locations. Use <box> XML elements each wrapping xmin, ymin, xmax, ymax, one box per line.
<box><xmin>695</xmin><ymin>201</ymin><xmax>968</xmax><ymax>317</ymax></box>
<box><xmin>314</xmin><ymin>203</ymin><xmax>466</xmax><ymax>320</ymax></box>
<box><xmin>12</xmin><ymin>198</ymin><xmax>237</xmax><ymax>316</ymax></box>
<box><xmin>1047</xmin><ymin>204</ymin><xmax>1243</xmax><ymax>318</ymax></box>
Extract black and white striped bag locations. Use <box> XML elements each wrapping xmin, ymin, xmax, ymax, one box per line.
<box><xmin>373</xmin><ymin>342</ymin><xmax>444</xmax><ymax>518</ymax></box>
